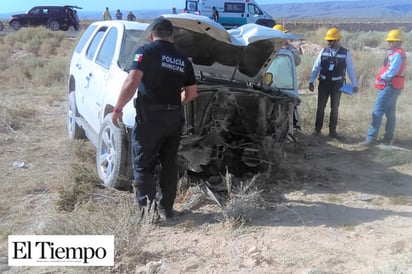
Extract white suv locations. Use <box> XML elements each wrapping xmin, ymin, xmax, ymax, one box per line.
<box><xmin>68</xmin><ymin>14</ymin><xmax>300</xmax><ymax>190</ymax></box>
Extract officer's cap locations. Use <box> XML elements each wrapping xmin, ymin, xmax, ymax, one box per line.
<box><xmin>151</xmin><ymin>17</ymin><xmax>174</xmax><ymax>36</ymax></box>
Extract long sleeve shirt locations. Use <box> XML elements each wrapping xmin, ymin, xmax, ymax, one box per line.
<box><xmin>309</xmin><ymin>47</ymin><xmax>357</xmax><ymax>87</ymax></box>
<box><xmin>380</xmin><ymin>48</ymin><xmax>403</xmax><ymax>82</ymax></box>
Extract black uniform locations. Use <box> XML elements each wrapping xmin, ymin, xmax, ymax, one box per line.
<box><xmin>129</xmin><ymin>39</ymin><xmax>196</xmax><ymax>211</ymax></box>
<box><xmin>315</xmin><ymin>47</ymin><xmax>348</xmax><ymax>136</ymax></box>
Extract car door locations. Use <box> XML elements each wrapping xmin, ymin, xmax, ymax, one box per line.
<box><xmin>87</xmin><ymin>27</ymin><xmax>119</xmax><ymax>132</ymax></box>
<box><xmin>75</xmin><ymin>26</ymin><xmax>108</xmax><ymax>134</ymax></box>
<box><xmin>25</xmin><ymin>7</ymin><xmax>43</xmax><ymax>26</ymax></box>
<box><xmin>81</xmin><ymin>26</ymin><xmax>119</xmax><ymax>134</ymax></box>
<box><xmin>246</xmin><ymin>3</ymin><xmax>264</xmax><ymax>24</ymax></box>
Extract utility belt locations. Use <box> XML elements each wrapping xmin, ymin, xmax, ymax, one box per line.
<box><xmin>134</xmin><ymin>95</ymin><xmax>181</xmax><ymax>124</ymax></box>
<box><xmin>144</xmin><ymin>103</ymin><xmax>182</xmax><ymax>112</ymax></box>
<box><xmin>319</xmin><ymin>75</ymin><xmax>344</xmax><ymax>82</ymax></box>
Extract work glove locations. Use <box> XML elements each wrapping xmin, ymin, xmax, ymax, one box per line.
<box><xmin>308</xmin><ymin>82</ymin><xmax>314</xmax><ymax>92</ymax></box>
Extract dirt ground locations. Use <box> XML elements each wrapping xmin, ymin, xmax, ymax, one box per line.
<box><xmin>0</xmin><ymin>86</ymin><xmax>411</xmax><ymax>274</ymax></box>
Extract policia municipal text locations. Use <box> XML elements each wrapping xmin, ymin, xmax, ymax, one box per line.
<box><xmin>112</xmin><ymin>17</ymin><xmax>198</xmax><ymax>220</ymax></box>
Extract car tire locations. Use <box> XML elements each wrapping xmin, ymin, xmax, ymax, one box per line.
<box><xmin>9</xmin><ymin>20</ymin><xmax>22</xmax><ymax>31</ymax></box>
<box><xmin>73</xmin><ymin>23</ymin><xmax>80</xmax><ymax>31</ymax></box>
<box><xmin>0</xmin><ymin>21</ymin><xmax>4</xmax><ymax>31</ymax></box>
<box><xmin>67</xmin><ymin>92</ymin><xmax>85</xmax><ymax>139</ymax></box>
<box><xmin>48</xmin><ymin>19</ymin><xmax>60</xmax><ymax>31</ymax></box>
<box><xmin>96</xmin><ymin>114</ymin><xmax>131</xmax><ymax>190</ymax></box>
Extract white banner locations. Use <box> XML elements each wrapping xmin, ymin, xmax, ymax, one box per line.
<box><xmin>8</xmin><ymin>235</ymin><xmax>114</xmax><ymax>266</ymax></box>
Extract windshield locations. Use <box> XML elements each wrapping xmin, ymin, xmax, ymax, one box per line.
<box><xmin>120</xmin><ymin>29</ymin><xmax>144</xmax><ymax>70</ymax></box>
<box><xmin>266</xmin><ymin>54</ymin><xmax>295</xmax><ymax>90</ymax></box>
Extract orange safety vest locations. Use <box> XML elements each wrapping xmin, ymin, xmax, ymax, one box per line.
<box><xmin>374</xmin><ymin>48</ymin><xmax>406</xmax><ymax>90</ymax></box>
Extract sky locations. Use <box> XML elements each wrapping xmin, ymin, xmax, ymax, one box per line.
<box><xmin>0</xmin><ymin>0</ymin><xmax>341</xmax><ymax>14</ymax></box>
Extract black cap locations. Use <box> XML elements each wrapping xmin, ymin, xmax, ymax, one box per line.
<box><xmin>151</xmin><ymin>16</ymin><xmax>174</xmax><ymax>36</ymax></box>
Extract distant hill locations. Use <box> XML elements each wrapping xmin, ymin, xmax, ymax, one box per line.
<box><xmin>263</xmin><ymin>0</ymin><xmax>412</xmax><ymax>19</ymax></box>
<box><xmin>1</xmin><ymin>0</ymin><xmax>412</xmax><ymax>21</ymax></box>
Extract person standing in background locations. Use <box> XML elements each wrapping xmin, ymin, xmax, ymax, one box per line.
<box><xmin>115</xmin><ymin>9</ymin><xmax>123</xmax><ymax>20</ymax></box>
<box><xmin>308</xmin><ymin>27</ymin><xmax>358</xmax><ymax>139</ymax></box>
<box><xmin>212</xmin><ymin>6</ymin><xmax>219</xmax><ymax>22</ymax></box>
<box><xmin>103</xmin><ymin>7</ymin><xmax>111</xmax><ymax>20</ymax></box>
<box><xmin>273</xmin><ymin>23</ymin><xmax>302</xmax><ymax>130</ymax></box>
<box><xmin>359</xmin><ymin>29</ymin><xmax>406</xmax><ymax>147</ymax></box>
<box><xmin>273</xmin><ymin>24</ymin><xmax>301</xmax><ymax>66</ymax></box>
<box><xmin>127</xmin><ymin>11</ymin><xmax>136</xmax><ymax>21</ymax></box>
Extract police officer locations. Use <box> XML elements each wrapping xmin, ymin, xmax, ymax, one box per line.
<box><xmin>308</xmin><ymin>27</ymin><xmax>358</xmax><ymax>139</ymax></box>
<box><xmin>112</xmin><ymin>17</ymin><xmax>198</xmax><ymax>219</ymax></box>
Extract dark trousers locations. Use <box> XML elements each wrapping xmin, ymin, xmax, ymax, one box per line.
<box><xmin>315</xmin><ymin>81</ymin><xmax>342</xmax><ymax>134</ymax></box>
<box><xmin>131</xmin><ymin>109</ymin><xmax>183</xmax><ymax>210</ymax></box>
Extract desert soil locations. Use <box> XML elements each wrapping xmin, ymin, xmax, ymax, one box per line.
<box><xmin>0</xmin><ymin>85</ymin><xmax>411</xmax><ymax>274</ymax></box>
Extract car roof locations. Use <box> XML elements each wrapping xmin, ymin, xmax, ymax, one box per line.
<box><xmin>87</xmin><ymin>15</ymin><xmax>299</xmax><ymax>83</ymax></box>
<box><xmin>89</xmin><ymin>20</ymin><xmax>149</xmax><ymax>31</ymax></box>
<box><xmin>28</xmin><ymin>6</ymin><xmax>82</xmax><ymax>10</ymax></box>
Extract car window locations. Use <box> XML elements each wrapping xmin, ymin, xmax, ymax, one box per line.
<box><xmin>225</xmin><ymin>3</ymin><xmax>245</xmax><ymax>13</ymax></box>
<box><xmin>49</xmin><ymin>8</ymin><xmax>59</xmax><ymax>14</ymax></box>
<box><xmin>266</xmin><ymin>54</ymin><xmax>294</xmax><ymax>89</ymax></box>
<box><xmin>74</xmin><ymin>25</ymin><xmax>98</xmax><ymax>53</ymax></box>
<box><xmin>29</xmin><ymin>8</ymin><xmax>41</xmax><ymax>15</ymax></box>
<box><xmin>96</xmin><ymin>27</ymin><xmax>118</xmax><ymax>69</ymax></box>
<box><xmin>121</xmin><ymin>29</ymin><xmax>145</xmax><ymax>70</ymax></box>
<box><xmin>248</xmin><ymin>4</ymin><xmax>262</xmax><ymax>15</ymax></box>
<box><xmin>86</xmin><ymin>27</ymin><xmax>107</xmax><ymax>61</ymax></box>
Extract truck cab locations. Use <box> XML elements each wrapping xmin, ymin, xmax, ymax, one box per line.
<box><xmin>185</xmin><ymin>0</ymin><xmax>275</xmax><ymax>28</ymax></box>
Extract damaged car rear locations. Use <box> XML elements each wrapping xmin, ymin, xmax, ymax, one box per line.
<box><xmin>162</xmin><ymin>15</ymin><xmax>300</xmax><ymax>179</ymax></box>
<box><xmin>68</xmin><ymin>14</ymin><xmax>300</xmax><ymax>190</ymax></box>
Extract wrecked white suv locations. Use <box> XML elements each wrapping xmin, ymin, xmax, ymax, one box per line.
<box><xmin>68</xmin><ymin>14</ymin><xmax>300</xmax><ymax>190</ymax></box>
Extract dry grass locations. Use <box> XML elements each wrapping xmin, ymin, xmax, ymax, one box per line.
<box><xmin>1</xmin><ymin>25</ymin><xmax>411</xmax><ymax>272</ymax></box>
<box><xmin>0</xmin><ymin>27</ymin><xmax>72</xmax><ymax>88</ymax></box>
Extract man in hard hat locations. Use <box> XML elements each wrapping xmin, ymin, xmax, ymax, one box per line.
<box><xmin>308</xmin><ymin>27</ymin><xmax>358</xmax><ymax>139</ymax></box>
<box><xmin>274</xmin><ymin>23</ymin><xmax>302</xmax><ymax>130</ymax></box>
<box><xmin>359</xmin><ymin>29</ymin><xmax>406</xmax><ymax>147</ymax></box>
<box><xmin>273</xmin><ymin>24</ymin><xmax>301</xmax><ymax>66</ymax></box>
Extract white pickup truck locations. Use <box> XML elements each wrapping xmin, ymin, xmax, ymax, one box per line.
<box><xmin>67</xmin><ymin>14</ymin><xmax>300</xmax><ymax>190</ymax></box>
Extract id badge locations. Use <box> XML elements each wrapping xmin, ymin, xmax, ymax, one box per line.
<box><xmin>328</xmin><ymin>63</ymin><xmax>335</xmax><ymax>71</ymax></box>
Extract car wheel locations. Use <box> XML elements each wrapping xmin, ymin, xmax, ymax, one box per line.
<box><xmin>67</xmin><ymin>92</ymin><xmax>85</xmax><ymax>139</ymax></box>
<box><xmin>0</xmin><ymin>21</ymin><xmax>4</xmax><ymax>31</ymax></box>
<box><xmin>96</xmin><ymin>114</ymin><xmax>131</xmax><ymax>190</ymax></box>
<box><xmin>73</xmin><ymin>23</ymin><xmax>80</xmax><ymax>31</ymax></box>
<box><xmin>48</xmin><ymin>20</ymin><xmax>60</xmax><ymax>31</ymax></box>
<box><xmin>9</xmin><ymin>20</ymin><xmax>21</xmax><ymax>31</ymax></box>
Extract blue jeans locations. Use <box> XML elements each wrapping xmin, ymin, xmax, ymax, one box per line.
<box><xmin>366</xmin><ymin>86</ymin><xmax>401</xmax><ymax>142</ymax></box>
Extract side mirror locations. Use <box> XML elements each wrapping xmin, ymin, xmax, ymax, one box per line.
<box><xmin>263</xmin><ymin>72</ymin><xmax>273</xmax><ymax>86</ymax></box>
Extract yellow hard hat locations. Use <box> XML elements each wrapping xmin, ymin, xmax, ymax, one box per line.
<box><xmin>273</xmin><ymin>24</ymin><xmax>288</xmax><ymax>33</ymax></box>
<box><xmin>386</xmin><ymin>29</ymin><xmax>403</xmax><ymax>42</ymax></box>
<box><xmin>324</xmin><ymin>27</ymin><xmax>341</xmax><ymax>40</ymax></box>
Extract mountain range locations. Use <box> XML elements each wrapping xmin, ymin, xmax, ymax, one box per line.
<box><xmin>1</xmin><ymin>0</ymin><xmax>412</xmax><ymax>20</ymax></box>
<box><xmin>265</xmin><ymin>0</ymin><xmax>412</xmax><ymax>19</ymax></box>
